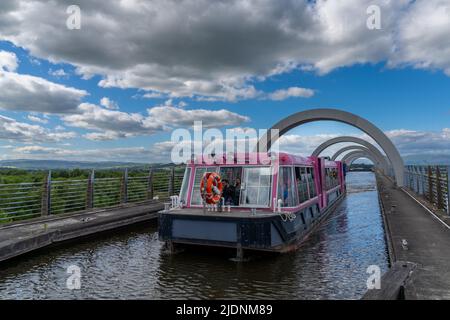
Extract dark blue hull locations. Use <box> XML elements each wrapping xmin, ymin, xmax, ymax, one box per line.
<box><xmin>159</xmin><ymin>188</ymin><xmax>345</xmax><ymax>253</ymax></box>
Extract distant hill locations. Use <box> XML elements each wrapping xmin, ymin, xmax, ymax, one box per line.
<box><xmin>0</xmin><ymin>159</ymin><xmax>176</xmax><ymax>170</ymax></box>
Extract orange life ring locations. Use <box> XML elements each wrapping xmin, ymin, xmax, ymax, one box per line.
<box><xmin>200</xmin><ymin>172</ymin><xmax>223</xmax><ymax>205</ymax></box>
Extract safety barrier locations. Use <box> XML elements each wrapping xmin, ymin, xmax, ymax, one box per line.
<box><xmin>0</xmin><ymin>167</ymin><xmax>185</xmax><ymax>223</ymax></box>
<box><xmin>404</xmin><ymin>165</ymin><xmax>450</xmax><ymax>214</ymax></box>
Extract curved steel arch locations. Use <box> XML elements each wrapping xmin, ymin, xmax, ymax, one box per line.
<box><xmin>331</xmin><ymin>145</ymin><xmax>385</xmax><ymax>171</ymax></box>
<box><xmin>343</xmin><ymin>151</ymin><xmax>377</xmax><ymax>166</ymax></box>
<box><xmin>333</xmin><ymin>145</ymin><xmax>376</xmax><ymax>161</ymax></box>
<box><xmin>257</xmin><ymin>109</ymin><xmax>403</xmax><ymax>185</ymax></box>
<box><xmin>311</xmin><ymin>136</ymin><xmax>389</xmax><ymax>173</ymax></box>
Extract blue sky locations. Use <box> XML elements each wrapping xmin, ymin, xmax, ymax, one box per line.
<box><xmin>1</xmin><ymin>0</ymin><xmax>450</xmax><ymax>163</ymax></box>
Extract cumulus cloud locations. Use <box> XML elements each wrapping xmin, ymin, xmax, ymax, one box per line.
<box><xmin>27</xmin><ymin>114</ymin><xmax>49</xmax><ymax>124</ymax></box>
<box><xmin>8</xmin><ymin>145</ymin><xmax>167</xmax><ymax>163</ymax></box>
<box><xmin>4</xmin><ymin>127</ymin><xmax>450</xmax><ymax>163</ymax></box>
<box><xmin>0</xmin><ymin>51</ymin><xmax>88</xmax><ymax>113</ymax></box>
<box><xmin>0</xmin><ymin>115</ymin><xmax>77</xmax><ymax>142</ymax></box>
<box><xmin>392</xmin><ymin>0</ymin><xmax>450</xmax><ymax>75</ymax></box>
<box><xmin>268</xmin><ymin>87</ymin><xmax>315</xmax><ymax>100</ymax></box>
<box><xmin>0</xmin><ymin>50</ymin><xmax>18</xmax><ymax>71</ymax></box>
<box><xmin>385</xmin><ymin>128</ymin><xmax>450</xmax><ymax>156</ymax></box>
<box><xmin>4</xmin><ymin>0</ymin><xmax>446</xmax><ymax>101</ymax></box>
<box><xmin>100</xmin><ymin>97</ymin><xmax>119</xmax><ymax>110</ymax></box>
<box><xmin>48</xmin><ymin>68</ymin><xmax>69</xmax><ymax>77</ymax></box>
<box><xmin>62</xmin><ymin>102</ymin><xmax>249</xmax><ymax>141</ymax></box>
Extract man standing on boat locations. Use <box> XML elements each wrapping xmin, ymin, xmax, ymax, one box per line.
<box><xmin>222</xmin><ymin>179</ymin><xmax>235</xmax><ymax>206</ymax></box>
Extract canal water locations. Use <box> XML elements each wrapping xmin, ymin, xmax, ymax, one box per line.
<box><xmin>0</xmin><ymin>172</ymin><xmax>389</xmax><ymax>300</ymax></box>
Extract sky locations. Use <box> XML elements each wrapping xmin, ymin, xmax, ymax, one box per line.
<box><xmin>1</xmin><ymin>0</ymin><xmax>450</xmax><ymax>164</ymax></box>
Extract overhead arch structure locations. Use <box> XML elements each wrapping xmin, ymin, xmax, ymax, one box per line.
<box><xmin>343</xmin><ymin>151</ymin><xmax>377</xmax><ymax>166</ymax></box>
<box><xmin>331</xmin><ymin>145</ymin><xmax>387</xmax><ymax>173</ymax></box>
<box><xmin>257</xmin><ymin>108</ymin><xmax>403</xmax><ymax>185</ymax></box>
<box><xmin>257</xmin><ymin>109</ymin><xmax>403</xmax><ymax>185</ymax></box>
<box><xmin>332</xmin><ymin>145</ymin><xmax>378</xmax><ymax>161</ymax></box>
<box><xmin>311</xmin><ymin>136</ymin><xmax>389</xmax><ymax>174</ymax></box>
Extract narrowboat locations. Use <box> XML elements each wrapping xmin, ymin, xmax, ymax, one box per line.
<box><xmin>158</xmin><ymin>152</ymin><xmax>346</xmax><ymax>258</ymax></box>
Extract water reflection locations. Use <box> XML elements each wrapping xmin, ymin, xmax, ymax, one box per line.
<box><xmin>0</xmin><ymin>172</ymin><xmax>388</xmax><ymax>300</ymax></box>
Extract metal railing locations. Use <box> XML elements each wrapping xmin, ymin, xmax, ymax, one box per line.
<box><xmin>404</xmin><ymin>165</ymin><xmax>450</xmax><ymax>214</ymax></box>
<box><xmin>0</xmin><ymin>167</ymin><xmax>185</xmax><ymax>223</ymax></box>
<box><xmin>0</xmin><ymin>182</ymin><xmax>44</xmax><ymax>222</ymax></box>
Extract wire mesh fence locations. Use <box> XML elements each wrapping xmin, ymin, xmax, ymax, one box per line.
<box><xmin>0</xmin><ymin>166</ymin><xmax>186</xmax><ymax>224</ymax></box>
<box><xmin>404</xmin><ymin>165</ymin><xmax>450</xmax><ymax>214</ymax></box>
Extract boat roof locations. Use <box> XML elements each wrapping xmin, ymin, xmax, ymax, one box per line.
<box><xmin>186</xmin><ymin>152</ymin><xmax>340</xmax><ymax>167</ymax></box>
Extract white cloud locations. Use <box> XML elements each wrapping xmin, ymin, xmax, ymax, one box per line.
<box><xmin>0</xmin><ymin>50</ymin><xmax>18</xmax><ymax>71</ymax></box>
<box><xmin>268</xmin><ymin>87</ymin><xmax>315</xmax><ymax>100</ymax></box>
<box><xmin>4</xmin><ymin>127</ymin><xmax>450</xmax><ymax>163</ymax></box>
<box><xmin>27</xmin><ymin>114</ymin><xmax>48</xmax><ymax>124</ymax></box>
<box><xmin>48</xmin><ymin>68</ymin><xmax>69</xmax><ymax>77</ymax></box>
<box><xmin>62</xmin><ymin>103</ymin><xmax>157</xmax><ymax>139</ymax></box>
<box><xmin>4</xmin><ymin>0</ymin><xmax>443</xmax><ymax>101</ymax></box>
<box><xmin>142</xmin><ymin>92</ymin><xmax>165</xmax><ymax>99</ymax></box>
<box><xmin>62</xmin><ymin>102</ymin><xmax>249</xmax><ymax>141</ymax></box>
<box><xmin>100</xmin><ymin>97</ymin><xmax>119</xmax><ymax>110</ymax></box>
<box><xmin>8</xmin><ymin>145</ymin><xmax>167</xmax><ymax>163</ymax></box>
<box><xmin>392</xmin><ymin>0</ymin><xmax>450</xmax><ymax>75</ymax></box>
<box><xmin>0</xmin><ymin>115</ymin><xmax>76</xmax><ymax>142</ymax></box>
<box><xmin>0</xmin><ymin>66</ymin><xmax>88</xmax><ymax>113</ymax></box>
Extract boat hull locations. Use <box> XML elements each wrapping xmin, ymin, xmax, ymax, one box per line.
<box><xmin>158</xmin><ymin>188</ymin><xmax>345</xmax><ymax>253</ymax></box>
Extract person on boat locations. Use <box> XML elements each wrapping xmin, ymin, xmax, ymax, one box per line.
<box><xmin>233</xmin><ymin>178</ymin><xmax>241</xmax><ymax>205</ymax></box>
<box><xmin>222</xmin><ymin>179</ymin><xmax>235</xmax><ymax>205</ymax></box>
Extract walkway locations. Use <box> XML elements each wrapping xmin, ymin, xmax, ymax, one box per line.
<box><xmin>377</xmin><ymin>174</ymin><xmax>450</xmax><ymax>299</ymax></box>
<box><xmin>0</xmin><ymin>201</ymin><xmax>163</xmax><ymax>263</ymax></box>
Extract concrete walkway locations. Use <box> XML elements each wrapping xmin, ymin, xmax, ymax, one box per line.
<box><xmin>0</xmin><ymin>201</ymin><xmax>163</xmax><ymax>263</ymax></box>
<box><xmin>377</xmin><ymin>174</ymin><xmax>450</xmax><ymax>299</ymax></box>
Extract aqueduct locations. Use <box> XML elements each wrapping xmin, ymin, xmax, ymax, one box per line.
<box><xmin>331</xmin><ymin>145</ymin><xmax>386</xmax><ymax>173</ymax></box>
<box><xmin>342</xmin><ymin>150</ymin><xmax>378</xmax><ymax>166</ymax></box>
<box><xmin>257</xmin><ymin>109</ymin><xmax>403</xmax><ymax>186</ymax></box>
<box><xmin>311</xmin><ymin>136</ymin><xmax>389</xmax><ymax>174</ymax></box>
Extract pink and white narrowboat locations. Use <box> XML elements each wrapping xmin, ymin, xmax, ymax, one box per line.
<box><xmin>158</xmin><ymin>152</ymin><xmax>346</xmax><ymax>257</ymax></box>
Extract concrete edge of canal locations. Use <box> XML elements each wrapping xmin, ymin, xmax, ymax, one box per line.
<box><xmin>363</xmin><ymin>173</ymin><xmax>450</xmax><ymax>300</ymax></box>
<box><xmin>0</xmin><ymin>201</ymin><xmax>163</xmax><ymax>264</ymax></box>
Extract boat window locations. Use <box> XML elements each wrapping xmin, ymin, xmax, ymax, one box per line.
<box><xmin>325</xmin><ymin>168</ymin><xmax>340</xmax><ymax>190</ymax></box>
<box><xmin>219</xmin><ymin>167</ymin><xmax>242</xmax><ymax>206</ymax></box>
<box><xmin>295</xmin><ymin>167</ymin><xmax>310</xmax><ymax>204</ymax></box>
<box><xmin>240</xmin><ymin>167</ymin><xmax>272</xmax><ymax>207</ymax></box>
<box><xmin>190</xmin><ymin>167</ymin><xmax>218</xmax><ymax>205</ymax></box>
<box><xmin>179</xmin><ymin>167</ymin><xmax>191</xmax><ymax>205</ymax></box>
<box><xmin>278</xmin><ymin>167</ymin><xmax>296</xmax><ymax>207</ymax></box>
<box><xmin>306</xmin><ymin>167</ymin><xmax>317</xmax><ymax>198</ymax></box>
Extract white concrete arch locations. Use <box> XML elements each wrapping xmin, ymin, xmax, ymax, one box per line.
<box><xmin>311</xmin><ymin>136</ymin><xmax>389</xmax><ymax>174</ymax></box>
<box><xmin>343</xmin><ymin>151</ymin><xmax>376</xmax><ymax>166</ymax></box>
<box><xmin>257</xmin><ymin>109</ymin><xmax>403</xmax><ymax>186</ymax></box>
<box><xmin>332</xmin><ymin>145</ymin><xmax>376</xmax><ymax>161</ymax></box>
<box><xmin>331</xmin><ymin>145</ymin><xmax>384</xmax><ymax>171</ymax></box>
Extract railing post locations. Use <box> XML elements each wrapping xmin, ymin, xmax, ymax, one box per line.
<box><xmin>418</xmin><ymin>166</ymin><xmax>423</xmax><ymax>195</ymax></box>
<box><xmin>147</xmin><ymin>168</ymin><xmax>154</xmax><ymax>200</ymax></box>
<box><xmin>415</xmin><ymin>166</ymin><xmax>420</xmax><ymax>193</ymax></box>
<box><xmin>168</xmin><ymin>167</ymin><xmax>175</xmax><ymax>197</ymax></box>
<box><xmin>87</xmin><ymin>169</ymin><xmax>95</xmax><ymax>209</ymax></box>
<box><xmin>447</xmin><ymin>166</ymin><xmax>450</xmax><ymax>215</ymax></box>
<box><xmin>41</xmin><ymin>170</ymin><xmax>52</xmax><ymax>216</ymax></box>
<box><xmin>428</xmin><ymin>166</ymin><xmax>433</xmax><ymax>203</ymax></box>
<box><xmin>436</xmin><ymin>166</ymin><xmax>444</xmax><ymax>210</ymax></box>
<box><xmin>421</xmin><ymin>166</ymin><xmax>426</xmax><ymax>196</ymax></box>
<box><xmin>121</xmin><ymin>168</ymin><xmax>128</xmax><ymax>204</ymax></box>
